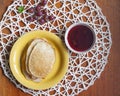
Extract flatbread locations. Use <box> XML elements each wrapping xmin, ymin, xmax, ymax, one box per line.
<box><xmin>28</xmin><ymin>39</ymin><xmax>55</xmax><ymax>79</ymax></box>
<box><xmin>21</xmin><ymin>38</ymin><xmax>55</xmax><ymax>82</ymax></box>
<box><xmin>25</xmin><ymin>39</ymin><xmax>44</xmax><ymax>75</ymax></box>
<box><xmin>21</xmin><ymin>44</ymin><xmax>41</xmax><ymax>82</ymax></box>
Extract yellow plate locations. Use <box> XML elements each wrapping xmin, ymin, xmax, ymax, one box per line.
<box><xmin>9</xmin><ymin>30</ymin><xmax>69</xmax><ymax>90</ymax></box>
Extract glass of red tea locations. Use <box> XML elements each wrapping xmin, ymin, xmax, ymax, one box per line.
<box><xmin>65</xmin><ymin>22</ymin><xmax>96</xmax><ymax>53</ymax></box>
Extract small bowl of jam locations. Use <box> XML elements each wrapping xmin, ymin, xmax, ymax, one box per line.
<box><xmin>65</xmin><ymin>22</ymin><xmax>96</xmax><ymax>53</ymax></box>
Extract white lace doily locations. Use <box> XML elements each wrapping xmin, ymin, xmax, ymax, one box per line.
<box><xmin>0</xmin><ymin>0</ymin><xmax>112</xmax><ymax>96</ymax></box>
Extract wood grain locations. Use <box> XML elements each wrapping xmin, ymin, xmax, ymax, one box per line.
<box><xmin>0</xmin><ymin>0</ymin><xmax>120</xmax><ymax>96</ymax></box>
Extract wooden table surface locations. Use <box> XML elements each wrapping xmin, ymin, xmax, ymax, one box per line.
<box><xmin>0</xmin><ymin>0</ymin><xmax>120</xmax><ymax>96</ymax></box>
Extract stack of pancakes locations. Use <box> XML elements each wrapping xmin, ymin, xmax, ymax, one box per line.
<box><xmin>21</xmin><ymin>38</ymin><xmax>55</xmax><ymax>82</ymax></box>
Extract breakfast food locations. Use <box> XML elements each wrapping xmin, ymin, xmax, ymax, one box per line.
<box><xmin>22</xmin><ymin>38</ymin><xmax>55</xmax><ymax>82</ymax></box>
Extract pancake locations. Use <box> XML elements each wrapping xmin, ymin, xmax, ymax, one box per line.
<box><xmin>22</xmin><ymin>38</ymin><xmax>55</xmax><ymax>82</ymax></box>
<box><xmin>25</xmin><ymin>39</ymin><xmax>45</xmax><ymax>75</ymax></box>
<box><xmin>21</xmin><ymin>44</ymin><xmax>40</xmax><ymax>82</ymax></box>
<box><xmin>28</xmin><ymin>39</ymin><xmax>55</xmax><ymax>79</ymax></box>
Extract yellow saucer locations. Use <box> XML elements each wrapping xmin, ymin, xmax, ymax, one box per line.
<box><xmin>9</xmin><ymin>30</ymin><xmax>69</xmax><ymax>90</ymax></box>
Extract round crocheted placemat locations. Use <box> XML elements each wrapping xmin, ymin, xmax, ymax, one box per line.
<box><xmin>0</xmin><ymin>0</ymin><xmax>112</xmax><ymax>96</ymax></box>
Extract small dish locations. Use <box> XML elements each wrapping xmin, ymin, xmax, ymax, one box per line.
<box><xmin>65</xmin><ymin>22</ymin><xmax>96</xmax><ymax>53</ymax></box>
<box><xmin>9</xmin><ymin>30</ymin><xmax>69</xmax><ymax>90</ymax></box>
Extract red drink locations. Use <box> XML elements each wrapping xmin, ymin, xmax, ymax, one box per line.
<box><xmin>65</xmin><ymin>23</ymin><xmax>95</xmax><ymax>53</ymax></box>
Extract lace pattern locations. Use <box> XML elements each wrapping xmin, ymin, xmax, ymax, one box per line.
<box><xmin>0</xmin><ymin>0</ymin><xmax>112</xmax><ymax>96</ymax></box>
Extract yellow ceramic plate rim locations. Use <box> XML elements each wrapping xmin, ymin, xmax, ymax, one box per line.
<box><xmin>9</xmin><ymin>30</ymin><xmax>69</xmax><ymax>90</ymax></box>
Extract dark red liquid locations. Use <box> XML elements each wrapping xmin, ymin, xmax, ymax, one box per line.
<box><xmin>67</xmin><ymin>25</ymin><xmax>94</xmax><ymax>51</ymax></box>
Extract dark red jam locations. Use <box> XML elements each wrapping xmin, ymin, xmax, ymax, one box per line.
<box><xmin>67</xmin><ymin>25</ymin><xmax>94</xmax><ymax>51</ymax></box>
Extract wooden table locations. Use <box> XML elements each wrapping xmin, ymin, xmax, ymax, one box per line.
<box><xmin>0</xmin><ymin>0</ymin><xmax>120</xmax><ymax>96</ymax></box>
